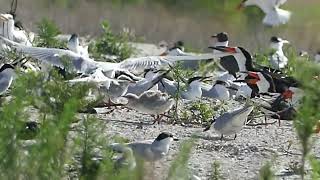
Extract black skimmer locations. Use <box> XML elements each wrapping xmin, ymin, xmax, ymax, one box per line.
<box><xmin>208</xmin><ymin>46</ymin><xmax>255</xmax><ymax>77</ymax></box>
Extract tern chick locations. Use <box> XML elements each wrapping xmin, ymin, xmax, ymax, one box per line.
<box><xmin>122</xmin><ymin>90</ymin><xmax>174</xmax><ymax>123</ymax></box>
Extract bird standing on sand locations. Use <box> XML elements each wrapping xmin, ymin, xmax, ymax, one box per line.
<box><xmin>122</xmin><ymin>90</ymin><xmax>174</xmax><ymax>123</ymax></box>
<box><xmin>204</xmin><ymin>105</ymin><xmax>254</xmax><ymax>140</ymax></box>
<box><xmin>110</xmin><ymin>132</ymin><xmax>177</xmax><ymax>162</ymax></box>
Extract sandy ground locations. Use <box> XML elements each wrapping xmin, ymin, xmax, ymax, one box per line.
<box><xmin>20</xmin><ymin>42</ymin><xmax>318</xmax><ymax>180</ymax></box>
<box><xmin>82</xmin><ymin>43</ymin><xmax>320</xmax><ymax>180</ymax></box>
<box><xmin>90</xmin><ymin>100</ymin><xmax>320</xmax><ymax>180</ymax></box>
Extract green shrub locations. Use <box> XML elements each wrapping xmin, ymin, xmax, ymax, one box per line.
<box><xmin>167</xmin><ymin>139</ymin><xmax>195</xmax><ymax>180</ymax></box>
<box><xmin>259</xmin><ymin>162</ymin><xmax>274</xmax><ymax>180</ymax></box>
<box><xmin>35</xmin><ymin>18</ymin><xmax>67</xmax><ymax>48</ymax></box>
<box><xmin>90</xmin><ymin>21</ymin><xmax>135</xmax><ymax>61</ymax></box>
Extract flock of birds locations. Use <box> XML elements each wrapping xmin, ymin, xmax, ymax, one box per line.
<box><xmin>0</xmin><ymin>0</ymin><xmax>318</xmax><ymax>175</ymax></box>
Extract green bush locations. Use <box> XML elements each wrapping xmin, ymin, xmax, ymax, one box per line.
<box><xmin>35</xmin><ymin>18</ymin><xmax>67</xmax><ymax>49</ymax></box>
<box><xmin>90</xmin><ymin>21</ymin><xmax>135</xmax><ymax>62</ymax></box>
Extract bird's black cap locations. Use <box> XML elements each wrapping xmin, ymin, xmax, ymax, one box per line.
<box><xmin>174</xmin><ymin>40</ymin><xmax>184</xmax><ymax>47</ymax></box>
<box><xmin>155</xmin><ymin>132</ymin><xmax>174</xmax><ymax>141</ymax></box>
<box><xmin>69</xmin><ymin>33</ymin><xmax>79</xmax><ymax>41</ymax></box>
<box><xmin>14</xmin><ymin>21</ymin><xmax>24</xmax><ymax>30</ymax></box>
<box><xmin>270</xmin><ymin>36</ymin><xmax>281</xmax><ymax>43</ymax></box>
<box><xmin>212</xmin><ymin>32</ymin><xmax>229</xmax><ymax>42</ymax></box>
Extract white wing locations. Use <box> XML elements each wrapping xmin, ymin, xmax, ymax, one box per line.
<box><xmin>0</xmin><ymin>36</ymin><xmax>97</xmax><ymax>73</ymax></box>
<box><xmin>119</xmin><ymin>54</ymin><xmax>221</xmax><ymax>72</ymax></box>
<box><xmin>274</xmin><ymin>0</ymin><xmax>287</xmax><ymax>7</ymax></box>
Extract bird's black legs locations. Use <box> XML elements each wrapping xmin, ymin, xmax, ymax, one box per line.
<box><xmin>234</xmin><ymin>134</ymin><xmax>237</xmax><ymax>140</ymax></box>
<box><xmin>220</xmin><ymin>134</ymin><xmax>224</xmax><ymax>140</ymax></box>
<box><xmin>152</xmin><ymin>114</ymin><xmax>164</xmax><ymax>124</ymax></box>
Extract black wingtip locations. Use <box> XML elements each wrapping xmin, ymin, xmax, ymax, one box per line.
<box><xmin>203</xmin><ymin>126</ymin><xmax>211</xmax><ymax>132</ymax></box>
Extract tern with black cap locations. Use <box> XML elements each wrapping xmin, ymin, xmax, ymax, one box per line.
<box><xmin>110</xmin><ymin>132</ymin><xmax>177</xmax><ymax>162</ymax></box>
<box><xmin>201</xmin><ymin>80</ymin><xmax>231</xmax><ymax>101</ymax></box>
<box><xmin>269</xmin><ymin>36</ymin><xmax>290</xmax><ymax>70</ymax></box>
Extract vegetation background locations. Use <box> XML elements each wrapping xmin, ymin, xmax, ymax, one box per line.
<box><xmin>0</xmin><ymin>0</ymin><xmax>319</xmax><ymax>52</ymax></box>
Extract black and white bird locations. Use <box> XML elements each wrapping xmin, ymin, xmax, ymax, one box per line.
<box><xmin>67</xmin><ymin>34</ymin><xmax>89</xmax><ymax>58</ymax></box>
<box><xmin>201</xmin><ymin>80</ymin><xmax>231</xmax><ymax>101</ymax></box>
<box><xmin>208</xmin><ymin>46</ymin><xmax>255</xmax><ymax>77</ymax></box>
<box><xmin>110</xmin><ymin>132</ymin><xmax>176</xmax><ymax>162</ymax></box>
<box><xmin>0</xmin><ymin>64</ymin><xmax>15</xmax><ymax>95</ymax></box>
<box><xmin>238</xmin><ymin>0</ymin><xmax>291</xmax><ymax>26</ymax></box>
<box><xmin>269</xmin><ymin>36</ymin><xmax>290</xmax><ymax>69</ymax></box>
<box><xmin>234</xmin><ymin>71</ymin><xmax>276</xmax><ymax>98</ymax></box>
<box><xmin>204</xmin><ymin>105</ymin><xmax>254</xmax><ymax>140</ymax></box>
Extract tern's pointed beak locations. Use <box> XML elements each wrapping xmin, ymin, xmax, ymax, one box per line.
<box><xmin>282</xmin><ymin>40</ymin><xmax>290</xmax><ymax>44</ymax></box>
<box><xmin>208</xmin><ymin>46</ymin><xmax>237</xmax><ymax>53</ymax></box>
<box><xmin>0</xmin><ymin>14</ymin><xmax>8</xmax><ymax>21</ymax></box>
